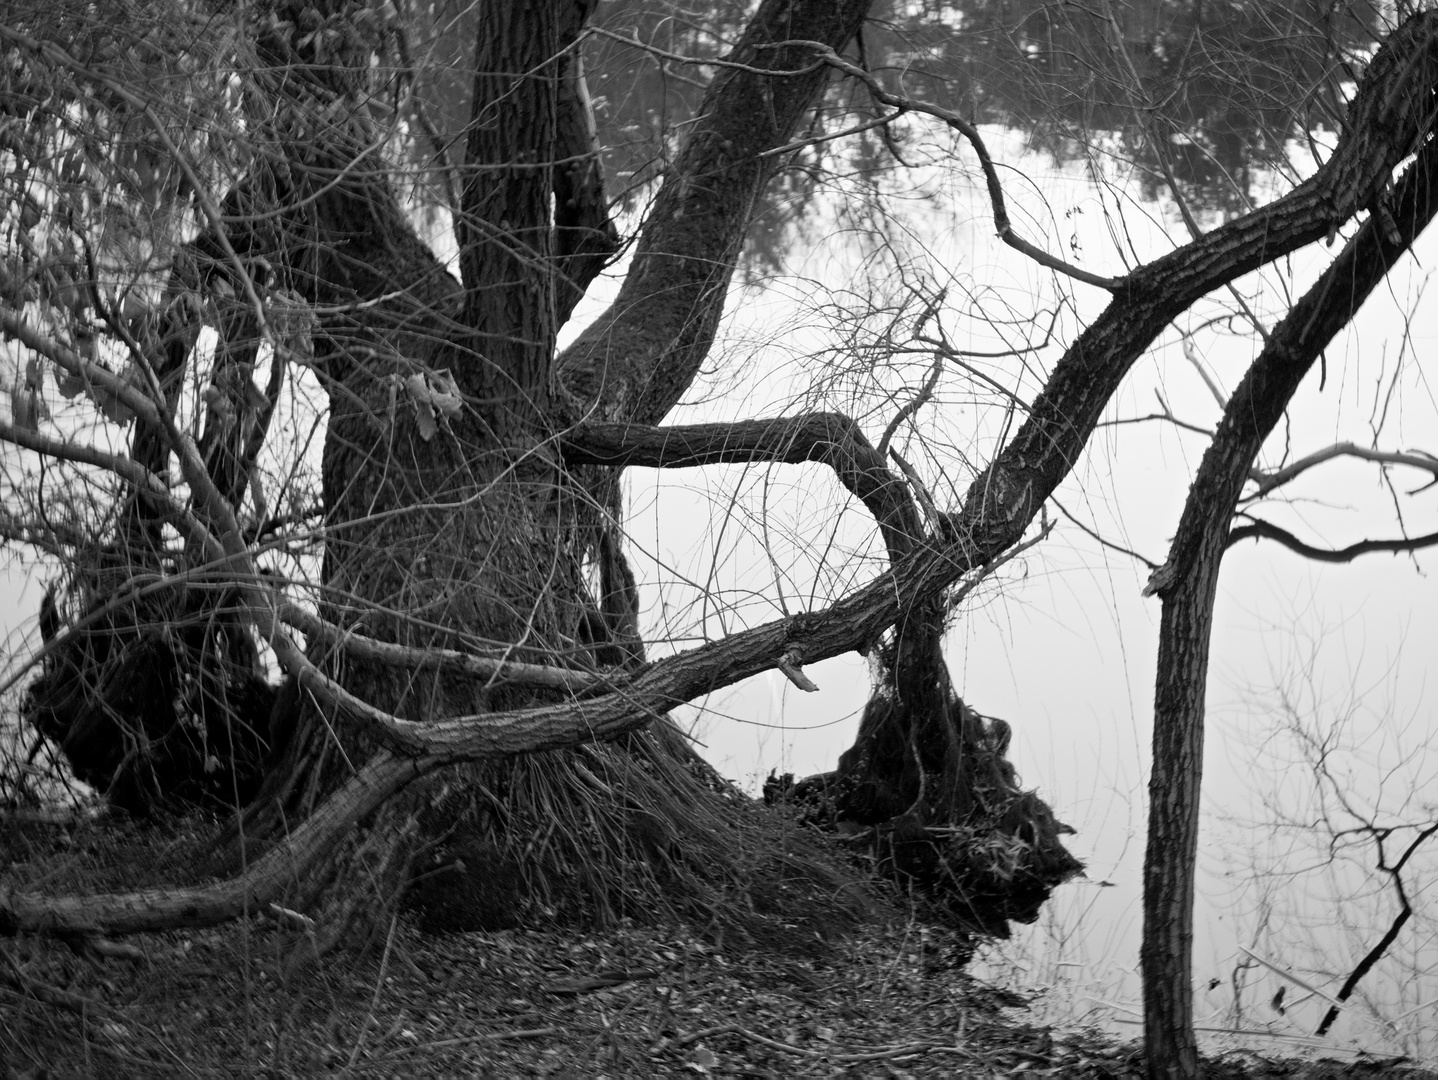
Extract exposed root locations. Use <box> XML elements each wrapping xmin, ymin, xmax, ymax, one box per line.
<box><xmin>766</xmin><ymin>640</ymin><xmax>1082</xmax><ymax>937</ymax></box>
<box><xmin>22</xmin><ymin>569</ymin><xmax>278</xmax><ymax>816</ymax></box>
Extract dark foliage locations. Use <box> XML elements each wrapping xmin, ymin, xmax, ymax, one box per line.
<box><xmin>23</xmin><ymin>569</ymin><xmax>283</xmax><ymax>816</ymax></box>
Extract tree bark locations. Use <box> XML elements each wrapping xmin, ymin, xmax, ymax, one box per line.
<box><xmin>557</xmin><ymin>0</ymin><xmax>873</xmax><ymax>424</ymax></box>
<box><xmin>1140</xmin><ymin>116</ymin><xmax>1438</xmax><ymax>1080</ymax></box>
<box><xmin>234</xmin><ymin>0</ymin><xmax>889</xmax><ymax>935</ymax></box>
<box><xmin>15</xmin><ymin>0</ymin><xmax>1438</xmax><ymax>957</ymax></box>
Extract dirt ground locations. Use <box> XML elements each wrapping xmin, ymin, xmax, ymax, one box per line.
<box><xmin>3</xmin><ymin>808</ymin><xmax>1435</xmax><ymax>1077</ymax></box>
<box><xmin>5</xmin><ymin>913</ymin><xmax>1436</xmax><ymax>1078</ymax></box>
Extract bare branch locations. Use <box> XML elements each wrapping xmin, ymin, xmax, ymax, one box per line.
<box><xmin>776</xmin><ymin>40</ymin><xmax>1122</xmax><ymax>291</ymax></box>
<box><xmin>558</xmin><ymin>0</ymin><xmax>874</xmax><ymax>423</ymax></box>
<box><xmin>945</xmin><ymin>515</ymin><xmax>1054</xmax><ymax>615</ymax></box>
<box><xmin>1315</xmin><ymin>821</ymin><xmax>1438</xmax><ymax>1036</ymax></box>
<box><xmin>1140</xmin><ymin>52</ymin><xmax>1438</xmax><ymax>1069</ymax></box>
<box><xmin>280</xmin><ymin>603</ymin><xmax>615</xmax><ymax>693</ymax></box>
<box><xmin>561</xmin><ymin>414</ymin><xmax>926</xmax><ymax>562</ymax></box>
<box><xmin>1226</xmin><ymin>518</ymin><xmax>1438</xmax><ymax>562</ymax></box>
<box><xmin>0</xmin><ymin>419</ymin><xmax>169</xmax><ymax>501</ymax></box>
<box><xmin>886</xmin><ymin>447</ymin><xmax>941</xmax><ymax>532</ymax></box>
<box><xmin>1050</xmin><ymin>496</ymin><xmax>1160</xmax><ymax>571</ymax></box>
<box><xmin>952</xmin><ymin>6</ymin><xmax>1438</xmax><ymax>572</ymax></box>
<box><xmin>1248</xmin><ymin>442</ymin><xmax>1438</xmax><ymax>499</ymax></box>
<box><xmin>0</xmin><ymin>307</ymin><xmax>164</xmax><ymax>430</ymax></box>
<box><xmin>776</xmin><ymin>650</ymin><xmax>819</xmax><ymax>692</ymax></box>
<box><xmin>877</xmin><ymin>351</ymin><xmax>943</xmax><ymax>459</ymax></box>
<box><xmin>585</xmin><ymin>25</ymin><xmax>825</xmax><ymax>80</ymax></box>
<box><xmin>1182</xmin><ymin>337</ymin><xmax>1229</xmax><ymax>410</ymax></box>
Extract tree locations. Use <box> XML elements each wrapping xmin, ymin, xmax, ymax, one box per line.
<box><xmin>5</xmin><ymin>2</ymin><xmax>1438</xmax><ymax>1075</ymax></box>
<box><xmin>1</xmin><ymin>0</ymin><xmax>1080</xmax><ymax>945</ymax></box>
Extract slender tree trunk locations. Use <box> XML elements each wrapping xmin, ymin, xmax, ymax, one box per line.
<box><xmin>1141</xmin><ymin>125</ymin><xmax>1438</xmax><ymax>1080</ymax></box>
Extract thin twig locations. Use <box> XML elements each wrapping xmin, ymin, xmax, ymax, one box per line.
<box><xmin>877</xmin><ymin>352</ymin><xmax>943</xmax><ymax>460</ymax></box>
<box><xmin>1050</xmin><ymin>497</ymin><xmax>1160</xmax><ymax>571</ymax></box>
<box><xmin>766</xmin><ymin>40</ymin><xmax>1121</xmax><ymax>290</ymax></box>
<box><xmin>347</xmin><ymin>912</ymin><xmax>401</xmax><ymax>1069</ymax></box>
<box><xmin>946</xmin><ymin>514</ymin><xmax>1055</xmax><ymax>613</ymax></box>
<box><xmin>1316</xmin><ymin>821</ymin><xmax>1438</xmax><ymax>1036</ymax></box>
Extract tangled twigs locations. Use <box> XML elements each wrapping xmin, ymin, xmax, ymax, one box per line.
<box><xmin>764</xmin><ymin>40</ymin><xmax>1123</xmax><ymax>290</ymax></box>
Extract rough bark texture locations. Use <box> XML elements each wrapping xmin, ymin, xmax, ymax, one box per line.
<box><xmin>17</xmin><ymin>0</ymin><xmax>1438</xmax><ymax>963</ymax></box>
<box><xmin>237</xmin><ymin>0</ymin><xmax>890</xmax><ymax>936</ymax></box>
<box><xmin>557</xmin><ymin>0</ymin><xmax>873</xmax><ymax>424</ymax></box>
<box><xmin>1140</xmin><ymin>91</ymin><xmax>1438</xmax><ymax>1078</ymax></box>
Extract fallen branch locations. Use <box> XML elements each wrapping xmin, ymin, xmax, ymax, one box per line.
<box><xmin>543</xmin><ymin>968</ymin><xmax>662</xmax><ymax>995</ymax></box>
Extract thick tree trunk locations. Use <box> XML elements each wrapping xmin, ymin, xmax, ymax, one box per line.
<box><xmin>236</xmin><ymin>0</ymin><xmax>894</xmax><ymax>938</ymax></box>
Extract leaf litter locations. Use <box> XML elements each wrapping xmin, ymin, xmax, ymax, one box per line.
<box><xmin>5</xmin><ymin>912</ymin><xmax>1432</xmax><ymax>1077</ymax></box>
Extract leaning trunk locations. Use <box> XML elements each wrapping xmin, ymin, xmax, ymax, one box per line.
<box><xmin>1141</xmin><ymin>122</ymin><xmax>1438</xmax><ymax>1078</ymax></box>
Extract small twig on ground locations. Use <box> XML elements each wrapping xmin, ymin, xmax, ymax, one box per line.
<box><xmin>545</xmin><ymin>968</ymin><xmax>663</xmax><ymax>995</ymax></box>
<box><xmin>375</xmin><ymin>1026</ymin><xmax>559</xmax><ymax>1060</ymax></box>
<box><xmin>263</xmin><ymin>902</ymin><xmax>317</xmax><ymax>933</ymax></box>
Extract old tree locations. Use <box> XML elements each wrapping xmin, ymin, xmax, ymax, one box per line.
<box><xmin>5</xmin><ymin>0</ymin><xmax>1438</xmax><ymax>1074</ymax></box>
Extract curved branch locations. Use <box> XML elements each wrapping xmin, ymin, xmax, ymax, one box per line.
<box><xmin>0</xmin><ymin>416</ymin><xmax>222</xmax><ymax>572</ymax></box>
<box><xmin>281</xmin><ymin>603</ymin><xmax>614</xmax><ymax>693</ymax></box>
<box><xmin>561</xmin><ymin>414</ymin><xmax>926</xmax><ymax>561</ymax></box>
<box><xmin>1225</xmin><ymin>519</ymin><xmax>1438</xmax><ymax>562</ymax></box>
<box><xmin>781</xmin><ymin>40</ymin><xmax>1121</xmax><ymax>291</ymax></box>
<box><xmin>1050</xmin><ymin>496</ymin><xmax>1160</xmax><ymax>571</ymax></box>
<box><xmin>0</xmin><ymin>751</ymin><xmax>437</xmax><ymax>936</ymax></box>
<box><xmin>1248</xmin><ymin>442</ymin><xmax>1438</xmax><ymax>498</ymax></box>
<box><xmin>949</xmin><ymin>10</ymin><xmax>1438</xmax><ymax>572</ymax></box>
<box><xmin>0</xmin><ymin>307</ymin><xmax>164</xmax><ymax>431</ymax></box>
<box><xmin>877</xmin><ymin>352</ymin><xmax>943</xmax><ymax>459</ymax></box>
<box><xmin>0</xmin><ymin>419</ymin><xmax>170</xmax><ymax>501</ymax></box>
